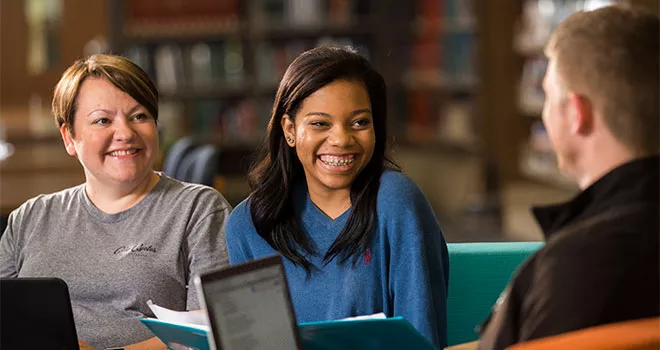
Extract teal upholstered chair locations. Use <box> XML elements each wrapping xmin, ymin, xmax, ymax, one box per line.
<box><xmin>446</xmin><ymin>242</ymin><xmax>544</xmax><ymax>346</ymax></box>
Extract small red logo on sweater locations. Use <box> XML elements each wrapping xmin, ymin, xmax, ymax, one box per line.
<box><xmin>364</xmin><ymin>249</ymin><xmax>372</xmax><ymax>265</ymax></box>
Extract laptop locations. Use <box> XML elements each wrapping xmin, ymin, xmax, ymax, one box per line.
<box><xmin>194</xmin><ymin>255</ymin><xmax>302</xmax><ymax>350</ymax></box>
<box><xmin>1</xmin><ymin>277</ymin><xmax>79</xmax><ymax>350</ymax></box>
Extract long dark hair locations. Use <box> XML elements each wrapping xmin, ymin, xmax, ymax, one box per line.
<box><xmin>248</xmin><ymin>46</ymin><xmax>398</xmax><ymax>272</ymax></box>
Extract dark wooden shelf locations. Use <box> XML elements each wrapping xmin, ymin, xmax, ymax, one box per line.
<box><xmin>213</xmin><ymin>138</ymin><xmax>262</xmax><ymax>150</ymax></box>
<box><xmin>159</xmin><ymin>83</ymin><xmax>281</xmax><ymax>100</ymax></box>
<box><xmin>410</xmin><ymin>17</ymin><xmax>477</xmax><ymax>35</ymax></box>
<box><xmin>123</xmin><ymin>20</ymin><xmax>244</xmax><ymax>43</ymax></box>
<box><xmin>160</xmin><ymin>85</ymin><xmax>250</xmax><ymax>100</ymax></box>
<box><xmin>5</xmin><ymin>134</ymin><xmax>63</xmax><ymax>145</ymax></box>
<box><xmin>249</xmin><ymin>23</ymin><xmax>378</xmax><ymax>40</ymax></box>
<box><xmin>399</xmin><ymin>73</ymin><xmax>477</xmax><ymax>97</ymax></box>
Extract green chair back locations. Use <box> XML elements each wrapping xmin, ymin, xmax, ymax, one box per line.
<box><xmin>446</xmin><ymin>242</ymin><xmax>544</xmax><ymax>346</ymax></box>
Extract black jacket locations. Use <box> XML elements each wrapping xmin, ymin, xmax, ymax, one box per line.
<box><xmin>479</xmin><ymin>156</ymin><xmax>660</xmax><ymax>350</ymax></box>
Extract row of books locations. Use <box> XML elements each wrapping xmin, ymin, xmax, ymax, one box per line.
<box><xmin>409</xmin><ymin>0</ymin><xmax>477</xmax><ymax>89</ymax></box>
<box><xmin>249</xmin><ymin>0</ymin><xmax>371</xmax><ymax>29</ymax></box>
<box><xmin>255</xmin><ymin>38</ymin><xmax>370</xmax><ymax>86</ymax></box>
<box><xmin>516</xmin><ymin>0</ymin><xmax>621</xmax><ymax>55</ymax></box>
<box><xmin>125</xmin><ymin>41</ymin><xmax>245</xmax><ymax>94</ymax></box>
<box><xmin>127</xmin><ymin>0</ymin><xmax>238</xmax><ymax>21</ymax></box>
<box><xmin>125</xmin><ymin>0</ymin><xmax>478</xmax><ymax>37</ymax></box>
<box><xmin>125</xmin><ymin>0</ymin><xmax>240</xmax><ymax>37</ymax></box>
<box><xmin>125</xmin><ymin>0</ymin><xmax>372</xmax><ymax>35</ymax></box>
<box><xmin>516</xmin><ymin>0</ymin><xmax>620</xmax><ymax>115</ymax></box>
<box><xmin>398</xmin><ymin>90</ymin><xmax>477</xmax><ymax>148</ymax></box>
<box><xmin>121</xmin><ymin>0</ymin><xmax>480</xmax><ymax>149</ymax></box>
<box><xmin>124</xmin><ymin>37</ymin><xmax>371</xmax><ymax>95</ymax></box>
<box><xmin>406</xmin><ymin>33</ymin><xmax>477</xmax><ymax>89</ymax></box>
<box><xmin>413</xmin><ymin>0</ymin><xmax>476</xmax><ymax>31</ymax></box>
<box><xmin>126</xmin><ymin>0</ymin><xmax>477</xmax><ymax>31</ymax></box>
<box><xmin>442</xmin><ymin>32</ymin><xmax>476</xmax><ymax>87</ymax></box>
<box><xmin>403</xmin><ymin>0</ymin><xmax>478</xmax><ymax>147</ymax></box>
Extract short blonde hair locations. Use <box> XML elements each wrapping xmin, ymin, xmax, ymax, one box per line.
<box><xmin>546</xmin><ymin>5</ymin><xmax>659</xmax><ymax>154</ymax></box>
<box><xmin>52</xmin><ymin>54</ymin><xmax>158</xmax><ymax>136</ymax></box>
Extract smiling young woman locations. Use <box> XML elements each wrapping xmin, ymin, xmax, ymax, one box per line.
<box><xmin>281</xmin><ymin>78</ymin><xmax>376</xmax><ymax>218</ymax></box>
<box><xmin>225</xmin><ymin>46</ymin><xmax>450</xmax><ymax>349</ymax></box>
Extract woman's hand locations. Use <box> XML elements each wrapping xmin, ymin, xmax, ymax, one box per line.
<box><xmin>78</xmin><ymin>339</ymin><xmax>95</xmax><ymax>350</ymax></box>
<box><xmin>124</xmin><ymin>337</ymin><xmax>167</xmax><ymax>350</ymax></box>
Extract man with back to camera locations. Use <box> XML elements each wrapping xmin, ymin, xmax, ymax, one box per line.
<box><xmin>478</xmin><ymin>5</ymin><xmax>659</xmax><ymax>350</ymax></box>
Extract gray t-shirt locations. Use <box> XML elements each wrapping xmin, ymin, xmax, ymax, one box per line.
<box><xmin>0</xmin><ymin>175</ymin><xmax>231</xmax><ymax>349</ymax></box>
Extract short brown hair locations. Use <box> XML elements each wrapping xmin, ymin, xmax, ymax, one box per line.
<box><xmin>545</xmin><ymin>5</ymin><xmax>659</xmax><ymax>154</ymax></box>
<box><xmin>52</xmin><ymin>54</ymin><xmax>158</xmax><ymax>136</ymax></box>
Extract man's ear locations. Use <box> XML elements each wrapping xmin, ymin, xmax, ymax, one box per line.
<box><xmin>568</xmin><ymin>93</ymin><xmax>594</xmax><ymax>135</ymax></box>
<box><xmin>60</xmin><ymin>124</ymin><xmax>77</xmax><ymax>156</ymax></box>
<box><xmin>281</xmin><ymin>114</ymin><xmax>296</xmax><ymax>147</ymax></box>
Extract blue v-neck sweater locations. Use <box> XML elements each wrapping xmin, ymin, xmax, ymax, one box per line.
<box><xmin>225</xmin><ymin>170</ymin><xmax>449</xmax><ymax>348</ymax></box>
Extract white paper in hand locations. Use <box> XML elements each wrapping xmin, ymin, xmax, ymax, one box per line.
<box><xmin>147</xmin><ymin>299</ymin><xmax>209</xmax><ymax>327</ymax></box>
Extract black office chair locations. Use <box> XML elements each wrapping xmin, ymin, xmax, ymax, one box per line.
<box><xmin>170</xmin><ymin>143</ymin><xmax>220</xmax><ymax>187</ymax></box>
<box><xmin>188</xmin><ymin>145</ymin><xmax>220</xmax><ymax>187</ymax></box>
<box><xmin>174</xmin><ymin>148</ymin><xmax>198</xmax><ymax>183</ymax></box>
<box><xmin>162</xmin><ymin>137</ymin><xmax>198</xmax><ymax>178</ymax></box>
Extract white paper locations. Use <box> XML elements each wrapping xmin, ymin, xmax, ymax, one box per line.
<box><xmin>147</xmin><ymin>299</ymin><xmax>209</xmax><ymax>326</ymax></box>
<box><xmin>341</xmin><ymin>312</ymin><xmax>387</xmax><ymax>321</ymax></box>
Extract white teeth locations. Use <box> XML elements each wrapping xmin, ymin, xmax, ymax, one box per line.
<box><xmin>110</xmin><ymin>149</ymin><xmax>137</xmax><ymax>157</ymax></box>
<box><xmin>319</xmin><ymin>155</ymin><xmax>355</xmax><ymax>167</ymax></box>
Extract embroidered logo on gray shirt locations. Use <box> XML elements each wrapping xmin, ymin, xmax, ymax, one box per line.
<box><xmin>113</xmin><ymin>243</ymin><xmax>157</xmax><ymax>256</ymax></box>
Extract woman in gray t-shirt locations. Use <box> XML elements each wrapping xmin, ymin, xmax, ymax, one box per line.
<box><xmin>0</xmin><ymin>54</ymin><xmax>230</xmax><ymax>349</ymax></box>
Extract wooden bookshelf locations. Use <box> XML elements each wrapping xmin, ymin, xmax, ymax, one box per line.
<box><xmin>106</xmin><ymin>0</ymin><xmax>522</xmax><ymax>219</ymax></box>
<box><xmin>499</xmin><ymin>0</ymin><xmax>657</xmax><ymax>238</ymax></box>
<box><xmin>108</xmin><ymin>0</ymin><xmax>485</xmax><ymax>153</ymax></box>
<box><xmin>511</xmin><ymin>0</ymin><xmax>654</xmax><ymax>189</ymax></box>
<box><xmin>123</xmin><ymin>22</ymin><xmax>243</xmax><ymax>42</ymax></box>
<box><xmin>249</xmin><ymin>24</ymin><xmax>379</xmax><ymax>39</ymax></box>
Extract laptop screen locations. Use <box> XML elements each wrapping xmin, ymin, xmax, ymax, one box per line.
<box><xmin>195</xmin><ymin>255</ymin><xmax>301</xmax><ymax>350</ymax></box>
<box><xmin>1</xmin><ymin>277</ymin><xmax>79</xmax><ymax>350</ymax></box>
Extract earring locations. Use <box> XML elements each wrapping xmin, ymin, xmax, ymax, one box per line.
<box><xmin>286</xmin><ymin>136</ymin><xmax>294</xmax><ymax>144</ymax></box>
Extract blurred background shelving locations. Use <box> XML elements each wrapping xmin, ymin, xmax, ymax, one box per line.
<box><xmin>104</xmin><ymin>0</ymin><xmax>494</xmax><ymax>222</ymax></box>
<box><xmin>107</xmin><ymin>0</ymin><xmax>483</xmax><ymax>154</ymax></box>
<box><xmin>502</xmin><ymin>0</ymin><xmax>658</xmax><ymax>240</ymax></box>
<box><xmin>1</xmin><ymin>0</ymin><xmax>657</xmax><ymax>240</ymax></box>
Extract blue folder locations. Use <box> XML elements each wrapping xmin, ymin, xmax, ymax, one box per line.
<box><xmin>140</xmin><ymin>318</ymin><xmax>210</xmax><ymax>350</ymax></box>
<box><xmin>141</xmin><ymin>316</ymin><xmax>437</xmax><ymax>350</ymax></box>
<box><xmin>299</xmin><ymin>316</ymin><xmax>436</xmax><ymax>349</ymax></box>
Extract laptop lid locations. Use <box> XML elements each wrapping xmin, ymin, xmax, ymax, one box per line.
<box><xmin>1</xmin><ymin>277</ymin><xmax>79</xmax><ymax>350</ymax></box>
<box><xmin>194</xmin><ymin>255</ymin><xmax>302</xmax><ymax>350</ymax></box>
